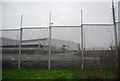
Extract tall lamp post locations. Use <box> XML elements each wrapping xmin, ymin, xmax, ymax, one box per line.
<box><xmin>112</xmin><ymin>0</ymin><xmax>118</xmax><ymax>70</ymax></box>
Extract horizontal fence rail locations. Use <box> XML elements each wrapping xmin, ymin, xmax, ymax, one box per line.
<box><xmin>83</xmin><ymin>24</ymin><xmax>113</xmax><ymax>26</ymax></box>
<box><xmin>0</xmin><ymin>29</ymin><xmax>20</xmax><ymax>31</ymax></box>
<box><xmin>0</xmin><ymin>24</ymin><xmax>114</xmax><ymax>31</ymax></box>
<box><xmin>51</xmin><ymin>26</ymin><xmax>81</xmax><ymax>27</ymax></box>
<box><xmin>23</xmin><ymin>27</ymin><xmax>49</xmax><ymax>29</ymax></box>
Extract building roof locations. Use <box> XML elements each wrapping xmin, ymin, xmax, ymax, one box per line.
<box><xmin>22</xmin><ymin>38</ymin><xmax>47</xmax><ymax>42</ymax></box>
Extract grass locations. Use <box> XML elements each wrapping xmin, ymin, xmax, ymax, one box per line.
<box><xmin>2</xmin><ymin>68</ymin><xmax>117</xmax><ymax>79</ymax></box>
<box><xmin>74</xmin><ymin>52</ymin><xmax>81</xmax><ymax>56</ymax></box>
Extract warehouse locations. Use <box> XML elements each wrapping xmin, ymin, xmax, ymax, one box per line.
<box><xmin>1</xmin><ymin>37</ymin><xmax>80</xmax><ymax>51</ymax></box>
<box><xmin>22</xmin><ymin>38</ymin><xmax>79</xmax><ymax>51</ymax></box>
<box><xmin>0</xmin><ymin>37</ymin><xmax>19</xmax><ymax>46</ymax></box>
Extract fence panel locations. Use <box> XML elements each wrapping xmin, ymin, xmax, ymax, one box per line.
<box><xmin>83</xmin><ymin>25</ymin><xmax>115</xmax><ymax>69</ymax></box>
<box><xmin>51</xmin><ymin>27</ymin><xmax>81</xmax><ymax>69</ymax></box>
<box><xmin>1</xmin><ymin>24</ymin><xmax>116</xmax><ymax>69</ymax></box>
<box><xmin>2</xmin><ymin>30</ymin><xmax>20</xmax><ymax>69</ymax></box>
<box><xmin>21</xmin><ymin>28</ymin><xmax>49</xmax><ymax>69</ymax></box>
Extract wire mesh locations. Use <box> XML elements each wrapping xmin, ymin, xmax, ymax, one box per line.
<box><xmin>83</xmin><ymin>25</ymin><xmax>115</xmax><ymax>69</ymax></box>
<box><xmin>21</xmin><ymin>28</ymin><xmax>49</xmax><ymax>69</ymax></box>
<box><xmin>51</xmin><ymin>27</ymin><xmax>81</xmax><ymax>69</ymax></box>
<box><xmin>1</xmin><ymin>24</ymin><xmax>116</xmax><ymax>69</ymax></box>
<box><xmin>2</xmin><ymin>30</ymin><xmax>20</xmax><ymax>69</ymax></box>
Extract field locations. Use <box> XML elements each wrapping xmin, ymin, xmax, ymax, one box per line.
<box><xmin>2</xmin><ymin>68</ymin><xmax>117</xmax><ymax>79</ymax></box>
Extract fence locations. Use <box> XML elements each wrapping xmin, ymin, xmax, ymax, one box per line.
<box><xmin>1</xmin><ymin>23</ymin><xmax>117</xmax><ymax>70</ymax></box>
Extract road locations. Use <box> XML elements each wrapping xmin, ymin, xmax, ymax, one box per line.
<box><xmin>2</xmin><ymin>52</ymin><xmax>99</xmax><ymax>61</ymax></box>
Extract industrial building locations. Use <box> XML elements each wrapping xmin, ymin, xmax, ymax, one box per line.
<box><xmin>22</xmin><ymin>38</ymin><xmax>79</xmax><ymax>51</ymax></box>
<box><xmin>0</xmin><ymin>37</ymin><xmax>79</xmax><ymax>51</ymax></box>
<box><xmin>0</xmin><ymin>37</ymin><xmax>19</xmax><ymax>46</ymax></box>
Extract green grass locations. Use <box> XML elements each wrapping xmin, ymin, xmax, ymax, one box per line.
<box><xmin>74</xmin><ymin>52</ymin><xmax>81</xmax><ymax>56</ymax></box>
<box><xmin>2</xmin><ymin>68</ymin><xmax>117</xmax><ymax>79</ymax></box>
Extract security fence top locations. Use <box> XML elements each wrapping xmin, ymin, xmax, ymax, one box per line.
<box><xmin>0</xmin><ymin>27</ymin><xmax>49</xmax><ymax>31</ymax></box>
<box><xmin>50</xmin><ymin>24</ymin><xmax>113</xmax><ymax>27</ymax></box>
<box><xmin>0</xmin><ymin>24</ymin><xmax>115</xmax><ymax>31</ymax></box>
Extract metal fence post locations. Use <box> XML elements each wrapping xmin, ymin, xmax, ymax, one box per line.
<box><xmin>48</xmin><ymin>12</ymin><xmax>52</xmax><ymax>69</ymax></box>
<box><xmin>81</xmin><ymin>10</ymin><xmax>84</xmax><ymax>70</ymax></box>
<box><xmin>18</xmin><ymin>15</ymin><xmax>23</xmax><ymax>70</ymax></box>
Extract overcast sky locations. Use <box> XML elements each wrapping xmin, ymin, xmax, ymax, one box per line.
<box><xmin>1</xmin><ymin>1</ymin><xmax>120</xmax><ymax>49</ymax></box>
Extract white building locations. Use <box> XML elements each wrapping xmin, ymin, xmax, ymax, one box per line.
<box><xmin>0</xmin><ymin>37</ymin><xmax>19</xmax><ymax>46</ymax></box>
<box><xmin>22</xmin><ymin>38</ymin><xmax>79</xmax><ymax>51</ymax></box>
<box><xmin>1</xmin><ymin>37</ymin><xmax>80</xmax><ymax>51</ymax></box>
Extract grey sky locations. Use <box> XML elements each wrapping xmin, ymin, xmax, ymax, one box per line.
<box><xmin>1</xmin><ymin>2</ymin><xmax>119</xmax><ymax>49</ymax></box>
<box><xmin>2</xmin><ymin>2</ymin><xmax>113</xmax><ymax>27</ymax></box>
